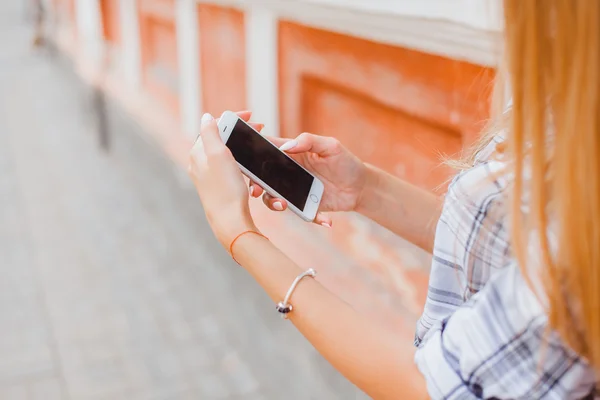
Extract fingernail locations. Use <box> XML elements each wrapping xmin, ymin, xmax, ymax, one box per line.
<box><xmin>279</xmin><ymin>140</ymin><xmax>298</xmax><ymax>152</ymax></box>
<box><xmin>321</xmin><ymin>222</ymin><xmax>331</xmax><ymax>228</ymax></box>
<box><xmin>201</xmin><ymin>113</ymin><xmax>214</xmax><ymax>126</ymax></box>
<box><xmin>273</xmin><ymin>201</ymin><xmax>284</xmax><ymax>211</ymax></box>
<box><xmin>249</xmin><ymin>185</ymin><xmax>253</xmax><ymax>196</ymax></box>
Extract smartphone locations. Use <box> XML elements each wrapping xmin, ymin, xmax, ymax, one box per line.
<box><xmin>217</xmin><ymin>111</ymin><xmax>324</xmax><ymax>222</ymax></box>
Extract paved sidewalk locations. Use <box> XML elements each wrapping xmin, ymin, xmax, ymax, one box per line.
<box><xmin>0</xmin><ymin>3</ymin><xmax>365</xmax><ymax>399</ymax></box>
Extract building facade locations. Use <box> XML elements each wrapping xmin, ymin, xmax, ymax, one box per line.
<box><xmin>50</xmin><ymin>0</ymin><xmax>499</xmax><ymax>382</ymax></box>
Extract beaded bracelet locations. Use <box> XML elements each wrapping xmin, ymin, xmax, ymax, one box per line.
<box><xmin>276</xmin><ymin>268</ymin><xmax>317</xmax><ymax>319</ymax></box>
<box><xmin>229</xmin><ymin>230</ymin><xmax>268</xmax><ymax>264</ymax></box>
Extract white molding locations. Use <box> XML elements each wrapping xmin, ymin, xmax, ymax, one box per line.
<box><xmin>279</xmin><ymin>2</ymin><xmax>501</xmax><ymax>66</ymax></box>
<box><xmin>75</xmin><ymin>0</ymin><xmax>104</xmax><ymax>64</ymax></box>
<box><xmin>245</xmin><ymin>7</ymin><xmax>279</xmax><ymax>136</ymax></box>
<box><xmin>119</xmin><ymin>0</ymin><xmax>142</xmax><ymax>89</ymax></box>
<box><xmin>176</xmin><ymin>0</ymin><xmax>202</xmax><ymax>137</ymax></box>
<box><xmin>298</xmin><ymin>0</ymin><xmax>502</xmax><ymax>32</ymax></box>
<box><xmin>197</xmin><ymin>0</ymin><xmax>500</xmax><ymax>66</ymax></box>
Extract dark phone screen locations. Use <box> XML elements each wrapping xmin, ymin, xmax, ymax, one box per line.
<box><xmin>226</xmin><ymin>119</ymin><xmax>314</xmax><ymax>210</ymax></box>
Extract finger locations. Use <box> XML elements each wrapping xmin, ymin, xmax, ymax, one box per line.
<box><xmin>262</xmin><ymin>193</ymin><xmax>287</xmax><ymax>212</ymax></box>
<box><xmin>313</xmin><ymin>212</ymin><xmax>332</xmax><ymax>228</ymax></box>
<box><xmin>199</xmin><ymin>113</ymin><xmax>226</xmax><ymax>154</ymax></box>
<box><xmin>215</xmin><ymin>111</ymin><xmax>251</xmax><ymax>124</ymax></box>
<box><xmin>249</xmin><ymin>122</ymin><xmax>265</xmax><ymax>132</ymax></box>
<box><xmin>265</xmin><ymin>136</ymin><xmax>289</xmax><ymax>148</ymax></box>
<box><xmin>213</xmin><ymin>111</ymin><xmax>262</xmax><ymax>132</ymax></box>
<box><xmin>236</xmin><ymin>110</ymin><xmax>252</xmax><ymax>122</ymax></box>
<box><xmin>190</xmin><ymin>135</ymin><xmax>206</xmax><ymax>165</ymax></box>
<box><xmin>248</xmin><ymin>180</ymin><xmax>264</xmax><ymax>198</ymax></box>
<box><xmin>279</xmin><ymin>133</ymin><xmax>341</xmax><ymax>157</ymax></box>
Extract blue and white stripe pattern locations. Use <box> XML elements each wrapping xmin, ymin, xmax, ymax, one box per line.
<box><xmin>414</xmin><ymin>136</ymin><xmax>598</xmax><ymax>399</ymax></box>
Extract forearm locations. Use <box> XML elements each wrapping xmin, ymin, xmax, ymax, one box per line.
<box><xmin>234</xmin><ymin>232</ymin><xmax>427</xmax><ymax>399</ymax></box>
<box><xmin>356</xmin><ymin>164</ymin><xmax>442</xmax><ymax>253</ymax></box>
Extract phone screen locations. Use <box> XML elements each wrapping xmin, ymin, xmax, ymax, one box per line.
<box><xmin>226</xmin><ymin>119</ymin><xmax>314</xmax><ymax>210</ymax></box>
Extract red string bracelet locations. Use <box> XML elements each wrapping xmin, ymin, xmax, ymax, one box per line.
<box><xmin>229</xmin><ymin>230</ymin><xmax>269</xmax><ymax>264</ymax></box>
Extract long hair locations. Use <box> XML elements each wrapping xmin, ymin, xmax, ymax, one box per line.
<box><xmin>494</xmin><ymin>1</ymin><xmax>600</xmax><ymax>369</ymax></box>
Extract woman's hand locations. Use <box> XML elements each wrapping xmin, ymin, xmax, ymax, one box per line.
<box><xmin>188</xmin><ymin>111</ymin><xmax>260</xmax><ymax>247</ymax></box>
<box><xmin>249</xmin><ymin>133</ymin><xmax>367</xmax><ymax>227</ymax></box>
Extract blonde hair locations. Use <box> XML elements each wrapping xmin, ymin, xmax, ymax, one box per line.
<box><xmin>488</xmin><ymin>1</ymin><xmax>600</xmax><ymax>369</ymax></box>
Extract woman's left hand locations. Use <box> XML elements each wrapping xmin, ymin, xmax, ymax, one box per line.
<box><xmin>188</xmin><ymin>111</ymin><xmax>259</xmax><ymax>247</ymax></box>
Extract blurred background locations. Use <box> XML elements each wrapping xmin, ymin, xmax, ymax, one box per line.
<box><xmin>1</xmin><ymin>0</ymin><xmax>498</xmax><ymax>398</ymax></box>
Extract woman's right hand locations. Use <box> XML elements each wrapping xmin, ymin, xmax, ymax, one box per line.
<box><xmin>249</xmin><ymin>132</ymin><xmax>367</xmax><ymax>227</ymax></box>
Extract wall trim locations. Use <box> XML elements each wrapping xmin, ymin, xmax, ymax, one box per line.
<box><xmin>119</xmin><ymin>0</ymin><xmax>142</xmax><ymax>89</ymax></box>
<box><xmin>176</xmin><ymin>0</ymin><xmax>202</xmax><ymax>138</ymax></box>
<box><xmin>198</xmin><ymin>0</ymin><xmax>501</xmax><ymax>66</ymax></box>
<box><xmin>75</xmin><ymin>0</ymin><xmax>104</xmax><ymax>65</ymax></box>
<box><xmin>295</xmin><ymin>0</ymin><xmax>502</xmax><ymax>31</ymax></box>
<box><xmin>245</xmin><ymin>7</ymin><xmax>279</xmax><ymax>137</ymax></box>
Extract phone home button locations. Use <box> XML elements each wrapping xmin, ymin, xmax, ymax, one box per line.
<box><xmin>310</xmin><ymin>194</ymin><xmax>319</xmax><ymax>203</ymax></box>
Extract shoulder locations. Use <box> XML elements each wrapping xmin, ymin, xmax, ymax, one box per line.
<box><xmin>473</xmin><ymin>133</ymin><xmax>506</xmax><ymax>165</ymax></box>
<box><xmin>439</xmin><ymin>154</ymin><xmax>509</xmax><ymax>268</ymax></box>
<box><xmin>415</xmin><ymin>142</ymin><xmax>511</xmax><ymax>342</ymax></box>
<box><xmin>442</xmin><ymin>131</ymin><xmax>509</xmax><ymax>248</ymax></box>
<box><xmin>415</xmin><ymin>263</ymin><xmax>596</xmax><ymax>399</ymax></box>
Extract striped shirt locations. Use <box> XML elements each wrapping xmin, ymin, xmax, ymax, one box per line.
<box><xmin>414</xmin><ymin>136</ymin><xmax>598</xmax><ymax>399</ymax></box>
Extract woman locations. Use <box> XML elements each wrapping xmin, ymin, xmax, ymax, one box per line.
<box><xmin>189</xmin><ymin>1</ymin><xmax>600</xmax><ymax>398</ymax></box>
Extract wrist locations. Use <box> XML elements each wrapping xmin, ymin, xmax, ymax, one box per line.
<box><xmin>213</xmin><ymin>210</ymin><xmax>258</xmax><ymax>248</ymax></box>
<box><xmin>355</xmin><ymin>163</ymin><xmax>379</xmax><ymax>214</ymax></box>
<box><xmin>229</xmin><ymin>229</ymin><xmax>268</xmax><ymax>265</ymax></box>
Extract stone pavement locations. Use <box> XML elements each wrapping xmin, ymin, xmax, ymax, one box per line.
<box><xmin>0</xmin><ymin>3</ymin><xmax>366</xmax><ymax>399</ymax></box>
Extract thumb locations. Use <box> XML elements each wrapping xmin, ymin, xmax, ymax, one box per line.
<box><xmin>280</xmin><ymin>133</ymin><xmax>340</xmax><ymax>157</ymax></box>
<box><xmin>199</xmin><ymin>113</ymin><xmax>224</xmax><ymax>153</ymax></box>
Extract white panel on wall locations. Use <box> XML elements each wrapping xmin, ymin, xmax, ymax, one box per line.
<box><xmin>75</xmin><ymin>0</ymin><xmax>103</xmax><ymax>63</ymax></box>
<box><xmin>176</xmin><ymin>0</ymin><xmax>201</xmax><ymax>137</ymax></box>
<box><xmin>119</xmin><ymin>0</ymin><xmax>142</xmax><ymax>88</ymax></box>
<box><xmin>245</xmin><ymin>6</ymin><xmax>279</xmax><ymax>136</ymax></box>
<box><xmin>202</xmin><ymin>0</ymin><xmax>500</xmax><ymax>66</ymax></box>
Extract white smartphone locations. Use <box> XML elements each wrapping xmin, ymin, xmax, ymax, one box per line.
<box><xmin>217</xmin><ymin>111</ymin><xmax>324</xmax><ymax>222</ymax></box>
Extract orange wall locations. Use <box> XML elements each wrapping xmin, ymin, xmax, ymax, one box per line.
<box><xmin>53</xmin><ymin>0</ymin><xmax>76</xmax><ymax>22</ymax></box>
<box><xmin>276</xmin><ymin>21</ymin><xmax>494</xmax><ymax>317</ymax></box>
<box><xmin>279</xmin><ymin>22</ymin><xmax>493</xmax><ymax>191</ymax></box>
<box><xmin>138</xmin><ymin>0</ymin><xmax>179</xmax><ymax>116</ymax></box>
<box><xmin>52</xmin><ymin>0</ymin><xmax>77</xmax><ymax>47</ymax></box>
<box><xmin>100</xmin><ymin>0</ymin><xmax>121</xmax><ymax>45</ymax></box>
<box><xmin>197</xmin><ymin>5</ymin><xmax>246</xmax><ymax>117</ymax></box>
